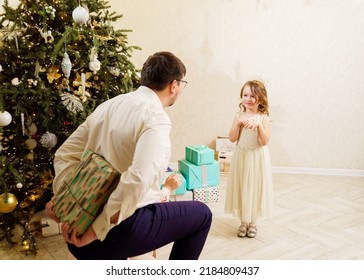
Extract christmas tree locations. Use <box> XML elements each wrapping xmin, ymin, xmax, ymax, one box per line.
<box><xmin>0</xmin><ymin>0</ymin><xmax>140</xmax><ymax>255</ymax></box>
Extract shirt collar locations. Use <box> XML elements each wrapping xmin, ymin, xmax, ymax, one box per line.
<box><xmin>137</xmin><ymin>86</ymin><xmax>163</xmax><ymax>109</ymax></box>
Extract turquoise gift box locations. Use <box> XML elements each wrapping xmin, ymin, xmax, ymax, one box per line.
<box><xmin>160</xmin><ymin>171</ymin><xmax>187</xmax><ymax>195</ymax></box>
<box><xmin>179</xmin><ymin>159</ymin><xmax>220</xmax><ymax>190</ymax></box>
<box><xmin>185</xmin><ymin>145</ymin><xmax>214</xmax><ymax>166</ymax></box>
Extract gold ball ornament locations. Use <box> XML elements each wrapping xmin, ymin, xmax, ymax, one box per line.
<box><xmin>27</xmin><ymin>122</ymin><xmax>38</xmax><ymax>136</ymax></box>
<box><xmin>25</xmin><ymin>138</ymin><xmax>37</xmax><ymax>150</ymax></box>
<box><xmin>0</xmin><ymin>193</ymin><xmax>18</xmax><ymax>213</ymax></box>
<box><xmin>25</xmin><ymin>153</ymin><xmax>34</xmax><ymax>160</ymax></box>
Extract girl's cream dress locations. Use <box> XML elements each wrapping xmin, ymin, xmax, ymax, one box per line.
<box><xmin>224</xmin><ymin>112</ymin><xmax>273</xmax><ymax>223</ymax></box>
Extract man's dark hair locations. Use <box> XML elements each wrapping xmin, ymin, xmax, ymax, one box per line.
<box><xmin>141</xmin><ymin>51</ymin><xmax>186</xmax><ymax>91</ymax></box>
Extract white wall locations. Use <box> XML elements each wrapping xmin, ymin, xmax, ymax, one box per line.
<box><xmin>112</xmin><ymin>0</ymin><xmax>364</xmax><ymax>171</ymax></box>
<box><xmin>4</xmin><ymin>0</ymin><xmax>364</xmax><ymax>171</ymax></box>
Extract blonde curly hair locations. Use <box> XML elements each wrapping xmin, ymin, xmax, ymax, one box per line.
<box><xmin>239</xmin><ymin>80</ymin><xmax>269</xmax><ymax>116</ymax></box>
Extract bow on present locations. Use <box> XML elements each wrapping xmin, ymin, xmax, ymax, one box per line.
<box><xmin>191</xmin><ymin>145</ymin><xmax>208</xmax><ymax>151</ymax></box>
<box><xmin>188</xmin><ymin>145</ymin><xmax>210</xmax><ymax>163</ymax></box>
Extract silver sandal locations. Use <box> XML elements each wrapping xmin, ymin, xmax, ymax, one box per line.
<box><xmin>237</xmin><ymin>224</ymin><xmax>247</xmax><ymax>238</ymax></box>
<box><xmin>247</xmin><ymin>225</ymin><xmax>257</xmax><ymax>238</ymax></box>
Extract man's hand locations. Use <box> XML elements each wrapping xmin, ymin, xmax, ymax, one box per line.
<box><xmin>45</xmin><ymin>201</ymin><xmax>60</xmax><ymax>223</ymax></box>
<box><xmin>61</xmin><ymin>223</ymin><xmax>97</xmax><ymax>248</ymax></box>
<box><xmin>46</xmin><ymin>201</ymin><xmax>97</xmax><ymax>247</ymax></box>
<box><xmin>164</xmin><ymin>173</ymin><xmax>182</xmax><ymax>192</ymax></box>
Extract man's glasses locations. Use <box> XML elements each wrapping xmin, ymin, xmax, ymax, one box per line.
<box><xmin>176</xmin><ymin>79</ymin><xmax>188</xmax><ymax>89</ymax></box>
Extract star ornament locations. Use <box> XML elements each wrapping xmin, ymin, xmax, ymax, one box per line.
<box><xmin>72</xmin><ymin>72</ymin><xmax>92</xmax><ymax>88</ymax></box>
<box><xmin>47</xmin><ymin>65</ymin><xmax>62</xmax><ymax>83</ymax></box>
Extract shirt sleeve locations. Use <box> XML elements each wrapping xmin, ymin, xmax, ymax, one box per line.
<box><xmin>52</xmin><ymin>121</ymin><xmax>89</xmax><ymax>194</ymax></box>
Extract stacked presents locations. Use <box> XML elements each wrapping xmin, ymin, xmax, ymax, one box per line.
<box><xmin>216</xmin><ymin>136</ymin><xmax>235</xmax><ymax>173</ymax></box>
<box><xmin>178</xmin><ymin>145</ymin><xmax>220</xmax><ymax>203</ymax></box>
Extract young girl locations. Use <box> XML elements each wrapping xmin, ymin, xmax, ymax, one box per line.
<box><xmin>224</xmin><ymin>80</ymin><xmax>273</xmax><ymax>238</ymax></box>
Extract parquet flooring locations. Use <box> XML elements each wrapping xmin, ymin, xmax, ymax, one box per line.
<box><xmin>1</xmin><ymin>173</ymin><xmax>364</xmax><ymax>260</ymax></box>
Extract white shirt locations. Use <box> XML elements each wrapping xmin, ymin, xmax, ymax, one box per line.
<box><xmin>53</xmin><ymin>86</ymin><xmax>172</xmax><ymax>240</ymax></box>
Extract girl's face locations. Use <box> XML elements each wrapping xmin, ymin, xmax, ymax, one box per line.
<box><xmin>241</xmin><ymin>86</ymin><xmax>259</xmax><ymax>112</ymax></box>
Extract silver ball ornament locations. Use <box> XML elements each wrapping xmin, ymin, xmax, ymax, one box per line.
<box><xmin>40</xmin><ymin>131</ymin><xmax>58</xmax><ymax>149</ymax></box>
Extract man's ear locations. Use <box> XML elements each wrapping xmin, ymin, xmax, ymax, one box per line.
<box><xmin>169</xmin><ymin>80</ymin><xmax>177</xmax><ymax>94</ymax></box>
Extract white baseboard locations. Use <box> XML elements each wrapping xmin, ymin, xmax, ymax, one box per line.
<box><xmin>272</xmin><ymin>167</ymin><xmax>364</xmax><ymax>177</ymax></box>
<box><xmin>169</xmin><ymin>162</ymin><xmax>364</xmax><ymax>177</ymax></box>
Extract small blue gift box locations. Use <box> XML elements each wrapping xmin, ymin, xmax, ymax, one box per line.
<box><xmin>179</xmin><ymin>160</ymin><xmax>219</xmax><ymax>190</ymax></box>
<box><xmin>185</xmin><ymin>145</ymin><xmax>215</xmax><ymax>166</ymax></box>
<box><xmin>160</xmin><ymin>171</ymin><xmax>187</xmax><ymax>195</ymax></box>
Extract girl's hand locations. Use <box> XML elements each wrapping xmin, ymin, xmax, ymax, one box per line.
<box><xmin>243</xmin><ymin>120</ymin><xmax>258</xmax><ymax>130</ymax></box>
<box><xmin>237</xmin><ymin>117</ymin><xmax>248</xmax><ymax>127</ymax></box>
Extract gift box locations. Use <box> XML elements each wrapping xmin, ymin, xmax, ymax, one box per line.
<box><xmin>30</xmin><ymin>210</ymin><xmax>61</xmax><ymax>237</ymax></box>
<box><xmin>218</xmin><ymin>151</ymin><xmax>233</xmax><ymax>173</ymax></box>
<box><xmin>161</xmin><ymin>171</ymin><xmax>187</xmax><ymax>195</ymax></box>
<box><xmin>216</xmin><ymin>136</ymin><xmax>236</xmax><ymax>152</ymax></box>
<box><xmin>185</xmin><ymin>145</ymin><xmax>214</xmax><ymax>166</ymax></box>
<box><xmin>169</xmin><ymin>190</ymin><xmax>193</xmax><ymax>202</ymax></box>
<box><xmin>179</xmin><ymin>159</ymin><xmax>219</xmax><ymax>190</ymax></box>
<box><xmin>193</xmin><ymin>186</ymin><xmax>219</xmax><ymax>203</ymax></box>
<box><xmin>52</xmin><ymin>150</ymin><xmax>121</xmax><ymax>236</ymax></box>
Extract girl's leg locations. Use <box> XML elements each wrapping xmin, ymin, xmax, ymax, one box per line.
<box><xmin>67</xmin><ymin>200</ymin><xmax>212</xmax><ymax>260</ymax></box>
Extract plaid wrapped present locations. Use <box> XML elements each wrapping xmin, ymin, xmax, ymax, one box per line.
<box><xmin>193</xmin><ymin>186</ymin><xmax>219</xmax><ymax>203</ymax></box>
<box><xmin>185</xmin><ymin>145</ymin><xmax>214</xmax><ymax>166</ymax></box>
<box><xmin>52</xmin><ymin>150</ymin><xmax>121</xmax><ymax>236</ymax></box>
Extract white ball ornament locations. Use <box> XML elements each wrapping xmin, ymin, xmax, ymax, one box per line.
<box><xmin>72</xmin><ymin>5</ymin><xmax>89</xmax><ymax>25</ymax></box>
<box><xmin>16</xmin><ymin>183</ymin><xmax>23</xmax><ymax>189</ymax></box>
<box><xmin>0</xmin><ymin>111</ymin><xmax>12</xmax><ymax>127</ymax></box>
<box><xmin>89</xmin><ymin>56</ymin><xmax>101</xmax><ymax>74</ymax></box>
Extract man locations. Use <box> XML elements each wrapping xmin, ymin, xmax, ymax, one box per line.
<box><xmin>46</xmin><ymin>51</ymin><xmax>212</xmax><ymax>260</ymax></box>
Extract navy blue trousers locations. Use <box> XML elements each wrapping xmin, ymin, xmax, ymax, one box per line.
<box><xmin>68</xmin><ymin>201</ymin><xmax>212</xmax><ymax>260</ymax></box>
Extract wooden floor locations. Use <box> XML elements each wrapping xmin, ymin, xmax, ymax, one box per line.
<box><xmin>1</xmin><ymin>173</ymin><xmax>364</xmax><ymax>260</ymax></box>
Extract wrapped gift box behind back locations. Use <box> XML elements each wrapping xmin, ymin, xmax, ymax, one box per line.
<box><xmin>52</xmin><ymin>150</ymin><xmax>120</xmax><ymax>236</ymax></box>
